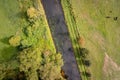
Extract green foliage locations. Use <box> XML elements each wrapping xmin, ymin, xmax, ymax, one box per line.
<box><xmin>0</xmin><ymin>64</ymin><xmax>6</xmax><ymax>80</ymax></box>
<box><xmin>9</xmin><ymin>10</ymin><xmax>41</xmax><ymax>48</ymax></box>
<box><xmin>19</xmin><ymin>47</ymin><xmax>42</xmax><ymax>72</ymax></box>
<box><xmin>39</xmin><ymin>51</ymin><xmax>64</xmax><ymax>80</ymax></box>
<box><xmin>0</xmin><ymin>62</ymin><xmax>19</xmax><ymax>80</ymax></box>
<box><xmin>26</xmin><ymin>70</ymin><xmax>39</xmax><ymax>80</ymax></box>
<box><xmin>7</xmin><ymin>0</ymin><xmax>64</xmax><ymax>80</ymax></box>
<box><xmin>79</xmin><ymin>48</ymin><xmax>89</xmax><ymax>59</ymax></box>
<box><xmin>27</xmin><ymin>7</ymin><xmax>39</xmax><ymax>19</ymax></box>
<box><xmin>9</xmin><ymin>35</ymin><xmax>21</xmax><ymax>47</ymax></box>
<box><xmin>18</xmin><ymin>47</ymin><xmax>64</xmax><ymax>80</ymax></box>
<box><xmin>13</xmin><ymin>1</ymin><xmax>64</xmax><ymax>80</ymax></box>
<box><xmin>82</xmin><ymin>60</ymin><xmax>91</xmax><ymax>67</ymax></box>
<box><xmin>18</xmin><ymin>0</ymin><xmax>33</xmax><ymax>12</ymax></box>
<box><xmin>18</xmin><ymin>46</ymin><xmax>42</xmax><ymax>80</ymax></box>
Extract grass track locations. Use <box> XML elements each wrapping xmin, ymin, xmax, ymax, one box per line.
<box><xmin>61</xmin><ymin>0</ymin><xmax>88</xmax><ymax>80</ymax></box>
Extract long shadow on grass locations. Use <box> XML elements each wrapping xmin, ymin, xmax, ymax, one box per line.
<box><xmin>0</xmin><ymin>37</ymin><xmax>10</xmax><ymax>45</ymax></box>
<box><xmin>0</xmin><ymin>46</ymin><xmax>18</xmax><ymax>62</ymax></box>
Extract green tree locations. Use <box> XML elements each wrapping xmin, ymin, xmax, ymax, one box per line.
<box><xmin>38</xmin><ymin>51</ymin><xmax>64</xmax><ymax>80</ymax></box>
<box><xmin>18</xmin><ymin>48</ymin><xmax>64</xmax><ymax>80</ymax></box>
<box><xmin>18</xmin><ymin>47</ymin><xmax>42</xmax><ymax>80</ymax></box>
<box><xmin>19</xmin><ymin>47</ymin><xmax>42</xmax><ymax>72</ymax></box>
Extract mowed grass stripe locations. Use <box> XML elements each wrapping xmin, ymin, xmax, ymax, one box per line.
<box><xmin>61</xmin><ymin>0</ymin><xmax>88</xmax><ymax>80</ymax></box>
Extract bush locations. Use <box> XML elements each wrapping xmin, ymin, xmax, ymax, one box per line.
<box><xmin>78</xmin><ymin>36</ymin><xmax>85</xmax><ymax>46</ymax></box>
<box><xmin>9</xmin><ymin>35</ymin><xmax>21</xmax><ymax>47</ymax></box>
<box><xmin>79</xmin><ymin>48</ymin><xmax>89</xmax><ymax>59</ymax></box>
<box><xmin>19</xmin><ymin>47</ymin><xmax>42</xmax><ymax>72</ymax></box>
<box><xmin>82</xmin><ymin>59</ymin><xmax>91</xmax><ymax>67</ymax></box>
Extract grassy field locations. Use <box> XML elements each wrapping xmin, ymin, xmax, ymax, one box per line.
<box><xmin>0</xmin><ymin>0</ymin><xmax>20</xmax><ymax>62</ymax></box>
<box><xmin>61</xmin><ymin>0</ymin><xmax>120</xmax><ymax>80</ymax></box>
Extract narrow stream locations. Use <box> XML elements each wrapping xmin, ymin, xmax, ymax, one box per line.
<box><xmin>41</xmin><ymin>0</ymin><xmax>81</xmax><ymax>80</ymax></box>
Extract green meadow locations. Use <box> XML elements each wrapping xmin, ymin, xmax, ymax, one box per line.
<box><xmin>0</xmin><ymin>0</ymin><xmax>20</xmax><ymax>62</ymax></box>
<box><xmin>61</xmin><ymin>0</ymin><xmax>120</xmax><ymax>80</ymax></box>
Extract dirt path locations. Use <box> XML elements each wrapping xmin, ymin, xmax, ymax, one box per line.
<box><xmin>103</xmin><ymin>53</ymin><xmax>120</xmax><ymax>80</ymax></box>
<box><xmin>103</xmin><ymin>53</ymin><xmax>120</xmax><ymax>74</ymax></box>
<box><xmin>41</xmin><ymin>0</ymin><xmax>81</xmax><ymax>80</ymax></box>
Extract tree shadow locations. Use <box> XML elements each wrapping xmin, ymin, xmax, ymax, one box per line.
<box><xmin>82</xmin><ymin>71</ymin><xmax>91</xmax><ymax>77</ymax></box>
<box><xmin>82</xmin><ymin>59</ymin><xmax>91</xmax><ymax>67</ymax></box>
<box><xmin>0</xmin><ymin>37</ymin><xmax>11</xmax><ymax>45</ymax></box>
<box><xmin>0</xmin><ymin>46</ymin><xmax>18</xmax><ymax>62</ymax></box>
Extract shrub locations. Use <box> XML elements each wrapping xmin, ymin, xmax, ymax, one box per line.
<box><xmin>79</xmin><ymin>48</ymin><xmax>89</xmax><ymax>59</ymax></box>
<box><xmin>78</xmin><ymin>36</ymin><xmax>85</xmax><ymax>46</ymax></box>
<box><xmin>82</xmin><ymin>59</ymin><xmax>91</xmax><ymax>67</ymax></box>
<box><xmin>27</xmin><ymin>7</ymin><xmax>39</xmax><ymax>19</ymax></box>
<box><xmin>9</xmin><ymin>35</ymin><xmax>21</xmax><ymax>47</ymax></box>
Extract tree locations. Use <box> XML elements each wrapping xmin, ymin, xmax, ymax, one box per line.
<box><xmin>18</xmin><ymin>47</ymin><xmax>64</xmax><ymax>80</ymax></box>
<box><xmin>38</xmin><ymin>51</ymin><xmax>64</xmax><ymax>80</ymax></box>
<box><xmin>18</xmin><ymin>47</ymin><xmax>42</xmax><ymax>80</ymax></box>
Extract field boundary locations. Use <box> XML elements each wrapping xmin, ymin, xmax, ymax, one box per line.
<box><xmin>61</xmin><ymin>0</ymin><xmax>89</xmax><ymax>80</ymax></box>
